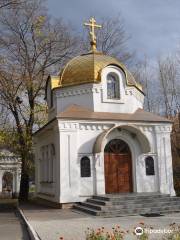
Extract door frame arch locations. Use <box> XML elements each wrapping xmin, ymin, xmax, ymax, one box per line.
<box><xmin>93</xmin><ymin>126</ymin><xmax>147</xmax><ymax>194</ymax></box>
<box><xmin>104</xmin><ymin>138</ymin><xmax>133</xmax><ymax>193</ymax></box>
<box><xmin>103</xmin><ymin>132</ymin><xmax>138</xmax><ymax>193</ymax></box>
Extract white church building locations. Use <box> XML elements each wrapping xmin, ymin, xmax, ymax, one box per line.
<box><xmin>34</xmin><ymin>18</ymin><xmax>175</xmax><ymax>206</ymax></box>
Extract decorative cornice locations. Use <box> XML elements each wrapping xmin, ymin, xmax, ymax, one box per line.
<box><xmin>57</xmin><ymin>120</ymin><xmax>172</xmax><ymax>135</ymax></box>
<box><xmin>55</xmin><ymin>84</ymin><xmax>144</xmax><ymax>104</ymax></box>
<box><xmin>59</xmin><ymin>122</ymin><xmax>79</xmax><ymax>130</ymax></box>
<box><xmin>0</xmin><ymin>156</ymin><xmax>21</xmax><ymax>163</ymax></box>
<box><xmin>79</xmin><ymin>124</ymin><xmax>110</xmax><ymax>131</ymax></box>
<box><xmin>154</xmin><ymin>125</ymin><xmax>172</xmax><ymax>132</ymax></box>
<box><xmin>58</xmin><ymin>121</ymin><xmax>172</xmax><ymax>132</ymax></box>
<box><xmin>0</xmin><ymin>166</ymin><xmax>20</xmax><ymax>171</ymax></box>
<box><xmin>56</xmin><ymin>86</ymin><xmax>101</xmax><ymax>98</ymax></box>
<box><xmin>138</xmin><ymin>126</ymin><xmax>153</xmax><ymax>132</ymax></box>
<box><xmin>138</xmin><ymin>125</ymin><xmax>172</xmax><ymax>133</ymax></box>
<box><xmin>58</xmin><ymin>121</ymin><xmax>112</xmax><ymax>131</ymax></box>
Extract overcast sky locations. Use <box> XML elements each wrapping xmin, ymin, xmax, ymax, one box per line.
<box><xmin>47</xmin><ymin>0</ymin><xmax>180</xmax><ymax>62</ymax></box>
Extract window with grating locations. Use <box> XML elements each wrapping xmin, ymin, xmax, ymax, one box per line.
<box><xmin>80</xmin><ymin>156</ymin><xmax>91</xmax><ymax>177</ymax></box>
<box><xmin>145</xmin><ymin>156</ymin><xmax>155</xmax><ymax>175</ymax></box>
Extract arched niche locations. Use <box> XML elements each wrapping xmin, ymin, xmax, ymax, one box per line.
<box><xmin>93</xmin><ymin>124</ymin><xmax>151</xmax><ymax>154</ymax></box>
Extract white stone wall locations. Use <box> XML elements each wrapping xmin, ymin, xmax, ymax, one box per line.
<box><xmin>93</xmin><ymin>66</ymin><xmax>144</xmax><ymax>113</ymax></box>
<box><xmin>34</xmin><ymin>122</ymin><xmax>60</xmax><ymax>203</ymax></box>
<box><xmin>34</xmin><ymin>120</ymin><xmax>175</xmax><ymax>203</ymax></box>
<box><xmin>45</xmin><ymin>120</ymin><xmax>174</xmax><ymax>204</ymax></box>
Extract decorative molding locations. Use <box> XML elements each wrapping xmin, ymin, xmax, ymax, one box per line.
<box><xmin>59</xmin><ymin>122</ymin><xmax>79</xmax><ymax>130</ymax></box>
<box><xmin>0</xmin><ymin>155</ymin><xmax>21</xmax><ymax>173</ymax></box>
<box><xmin>138</xmin><ymin>126</ymin><xmax>153</xmax><ymax>132</ymax></box>
<box><xmin>58</xmin><ymin>122</ymin><xmax>111</xmax><ymax>131</ymax></box>
<box><xmin>154</xmin><ymin>125</ymin><xmax>172</xmax><ymax>132</ymax></box>
<box><xmin>0</xmin><ymin>156</ymin><xmax>21</xmax><ymax>163</ymax></box>
<box><xmin>79</xmin><ymin>124</ymin><xmax>110</xmax><ymax>131</ymax></box>
<box><xmin>56</xmin><ymin>86</ymin><xmax>101</xmax><ymax>98</ymax></box>
<box><xmin>58</xmin><ymin>122</ymin><xmax>171</xmax><ymax>133</ymax></box>
<box><xmin>0</xmin><ymin>167</ymin><xmax>18</xmax><ymax>172</ymax></box>
<box><xmin>138</xmin><ymin>125</ymin><xmax>171</xmax><ymax>133</ymax></box>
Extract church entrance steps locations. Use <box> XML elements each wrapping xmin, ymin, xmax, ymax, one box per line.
<box><xmin>73</xmin><ymin>193</ymin><xmax>180</xmax><ymax>216</ymax></box>
<box><xmin>92</xmin><ymin>193</ymin><xmax>170</xmax><ymax>201</ymax></box>
<box><xmin>87</xmin><ymin>197</ymin><xmax>179</xmax><ymax>205</ymax></box>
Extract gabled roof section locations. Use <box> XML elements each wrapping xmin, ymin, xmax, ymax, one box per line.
<box><xmin>34</xmin><ymin>105</ymin><xmax>172</xmax><ymax>136</ymax></box>
<box><xmin>57</xmin><ymin>104</ymin><xmax>172</xmax><ymax>123</ymax></box>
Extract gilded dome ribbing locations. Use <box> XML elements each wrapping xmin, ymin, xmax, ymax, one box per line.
<box><xmin>58</xmin><ymin>51</ymin><xmax>142</xmax><ymax>92</ymax></box>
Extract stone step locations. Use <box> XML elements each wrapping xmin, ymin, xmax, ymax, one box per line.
<box><xmin>87</xmin><ymin>198</ymin><xmax>108</xmax><ymax>206</ymax></box>
<box><xmin>74</xmin><ymin>194</ymin><xmax>180</xmax><ymax>216</ymax></box>
<box><xmin>81</xmin><ymin>201</ymin><xmax>180</xmax><ymax>210</ymax></box>
<box><xmin>74</xmin><ymin>204</ymin><xmax>180</xmax><ymax>217</ymax></box>
<box><xmin>82</xmin><ymin>200</ymin><xmax>180</xmax><ymax>211</ymax></box>
<box><xmin>88</xmin><ymin>196</ymin><xmax>179</xmax><ymax>206</ymax></box>
<box><xmin>100</xmin><ymin>205</ymin><xmax>180</xmax><ymax>216</ymax></box>
<box><xmin>92</xmin><ymin>193</ymin><xmax>170</xmax><ymax>202</ymax></box>
<box><xmin>80</xmin><ymin>202</ymin><xmax>102</xmax><ymax>210</ymax></box>
<box><xmin>74</xmin><ymin>204</ymin><xmax>100</xmax><ymax>216</ymax></box>
<box><xmin>107</xmin><ymin>202</ymin><xmax>180</xmax><ymax>211</ymax></box>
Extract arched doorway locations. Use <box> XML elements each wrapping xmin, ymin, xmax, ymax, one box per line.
<box><xmin>104</xmin><ymin>139</ymin><xmax>133</xmax><ymax>193</ymax></box>
<box><xmin>2</xmin><ymin>172</ymin><xmax>13</xmax><ymax>197</ymax></box>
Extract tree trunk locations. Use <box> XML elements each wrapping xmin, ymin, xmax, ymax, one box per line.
<box><xmin>19</xmin><ymin>172</ymin><xmax>29</xmax><ymax>201</ymax></box>
<box><xmin>18</xmin><ymin>148</ymin><xmax>30</xmax><ymax>201</ymax></box>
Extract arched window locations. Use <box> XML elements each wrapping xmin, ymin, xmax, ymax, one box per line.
<box><xmin>145</xmin><ymin>156</ymin><xmax>155</xmax><ymax>175</ymax></box>
<box><xmin>80</xmin><ymin>157</ymin><xmax>91</xmax><ymax>177</ymax></box>
<box><xmin>107</xmin><ymin>74</ymin><xmax>120</xmax><ymax>99</ymax></box>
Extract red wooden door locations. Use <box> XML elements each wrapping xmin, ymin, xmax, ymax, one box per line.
<box><xmin>104</xmin><ymin>139</ymin><xmax>133</xmax><ymax>193</ymax></box>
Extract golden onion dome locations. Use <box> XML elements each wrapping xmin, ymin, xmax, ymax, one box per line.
<box><xmin>47</xmin><ymin>18</ymin><xmax>143</xmax><ymax>93</ymax></box>
<box><xmin>58</xmin><ymin>51</ymin><xmax>143</xmax><ymax>92</ymax></box>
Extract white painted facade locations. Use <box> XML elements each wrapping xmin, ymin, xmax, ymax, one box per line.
<box><xmin>34</xmin><ymin>64</ymin><xmax>175</xmax><ymax>204</ymax></box>
<box><xmin>47</xmin><ymin>66</ymin><xmax>144</xmax><ymax>121</ymax></box>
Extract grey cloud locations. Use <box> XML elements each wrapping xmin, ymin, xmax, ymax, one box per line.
<box><xmin>47</xmin><ymin>0</ymin><xmax>180</xmax><ymax>61</ymax></box>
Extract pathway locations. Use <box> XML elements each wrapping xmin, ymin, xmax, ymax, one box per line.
<box><xmin>0</xmin><ymin>208</ymin><xmax>30</xmax><ymax>240</ymax></box>
<box><xmin>21</xmin><ymin>202</ymin><xmax>180</xmax><ymax>240</ymax></box>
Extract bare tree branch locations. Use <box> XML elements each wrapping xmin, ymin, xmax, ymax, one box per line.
<box><xmin>0</xmin><ymin>0</ymin><xmax>79</xmax><ymax>200</ymax></box>
<box><xmin>0</xmin><ymin>0</ymin><xmax>21</xmax><ymax>9</ymax></box>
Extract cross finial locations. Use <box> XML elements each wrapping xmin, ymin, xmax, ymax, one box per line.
<box><xmin>84</xmin><ymin>17</ymin><xmax>102</xmax><ymax>51</ymax></box>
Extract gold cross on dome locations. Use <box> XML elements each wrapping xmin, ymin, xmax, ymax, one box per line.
<box><xmin>84</xmin><ymin>17</ymin><xmax>102</xmax><ymax>51</ymax></box>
